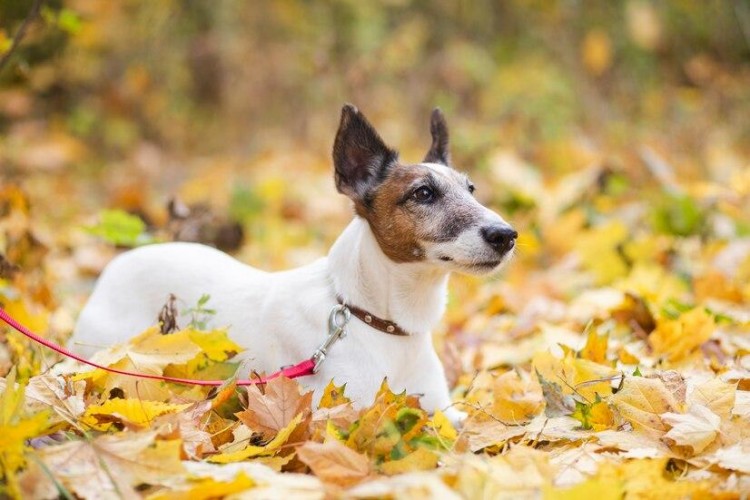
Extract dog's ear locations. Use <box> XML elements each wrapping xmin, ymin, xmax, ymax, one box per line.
<box><xmin>423</xmin><ymin>108</ymin><xmax>450</xmax><ymax>165</ymax></box>
<box><xmin>333</xmin><ymin>104</ymin><xmax>398</xmax><ymax>201</ymax></box>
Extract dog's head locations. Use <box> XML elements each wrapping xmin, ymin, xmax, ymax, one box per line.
<box><xmin>333</xmin><ymin>104</ymin><xmax>516</xmax><ymax>275</ymax></box>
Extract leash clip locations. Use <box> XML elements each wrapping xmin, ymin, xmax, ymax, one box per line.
<box><xmin>312</xmin><ymin>304</ymin><xmax>351</xmax><ymax>373</ymax></box>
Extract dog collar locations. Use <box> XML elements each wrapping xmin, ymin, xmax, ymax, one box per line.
<box><xmin>336</xmin><ymin>295</ymin><xmax>410</xmax><ymax>336</ymax></box>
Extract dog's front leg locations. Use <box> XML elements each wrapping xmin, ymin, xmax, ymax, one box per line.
<box><xmin>411</xmin><ymin>349</ymin><xmax>467</xmax><ymax>426</ymax></box>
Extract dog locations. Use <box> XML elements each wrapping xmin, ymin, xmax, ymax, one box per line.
<box><xmin>70</xmin><ymin>105</ymin><xmax>517</xmax><ymax>423</ymax></box>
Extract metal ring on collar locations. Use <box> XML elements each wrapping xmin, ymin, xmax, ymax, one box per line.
<box><xmin>329</xmin><ymin>303</ymin><xmax>351</xmax><ymax>332</ymax></box>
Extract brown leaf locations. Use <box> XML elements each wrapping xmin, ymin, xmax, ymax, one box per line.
<box><xmin>296</xmin><ymin>440</ymin><xmax>372</xmax><ymax>488</ymax></box>
<box><xmin>236</xmin><ymin>376</ymin><xmax>312</xmax><ymax>439</ymax></box>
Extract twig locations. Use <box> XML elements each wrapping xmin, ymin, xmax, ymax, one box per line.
<box><xmin>0</xmin><ymin>0</ymin><xmax>46</xmax><ymax>77</ymax></box>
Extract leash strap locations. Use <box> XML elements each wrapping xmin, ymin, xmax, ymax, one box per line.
<box><xmin>0</xmin><ymin>307</ymin><xmax>315</xmax><ymax>386</ymax></box>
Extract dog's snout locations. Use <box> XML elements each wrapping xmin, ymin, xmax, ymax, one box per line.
<box><xmin>481</xmin><ymin>225</ymin><xmax>518</xmax><ymax>253</ymax></box>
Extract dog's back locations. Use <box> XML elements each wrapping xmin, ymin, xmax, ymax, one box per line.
<box><xmin>70</xmin><ymin>242</ymin><xmax>269</xmax><ymax>358</ymax></box>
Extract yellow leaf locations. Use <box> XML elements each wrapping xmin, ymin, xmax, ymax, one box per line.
<box><xmin>588</xmin><ymin>400</ymin><xmax>615</xmax><ymax>432</ymax></box>
<box><xmin>689</xmin><ymin>378</ymin><xmax>736</xmax><ymax>419</ymax></box>
<box><xmin>80</xmin><ymin>399</ymin><xmax>189</xmax><ymax>431</ymax></box>
<box><xmin>581</xmin><ymin>29</ymin><xmax>613</xmax><ymax>76</ymax></box>
<box><xmin>319</xmin><ymin>379</ymin><xmax>351</xmax><ymax>408</ymax></box>
<box><xmin>0</xmin><ymin>29</ymin><xmax>12</xmax><ymax>55</ymax></box>
<box><xmin>430</xmin><ymin>409</ymin><xmax>458</xmax><ymax>442</ymax></box>
<box><xmin>346</xmin><ymin>379</ymin><xmax>408</xmax><ymax>453</ymax></box>
<box><xmin>616</xmin><ymin>263</ymin><xmax>688</xmax><ymax>308</ymax></box>
<box><xmin>296</xmin><ymin>439</ymin><xmax>372</xmax><ymax>488</ymax></box>
<box><xmin>492</xmin><ymin>369</ymin><xmax>545</xmax><ymax>424</ymax></box>
<box><xmin>545</xmin><ymin>474</ymin><xmax>622</xmax><ymax>500</ymax></box>
<box><xmin>379</xmin><ymin>447</ymin><xmax>439</xmax><ymax>476</ymax></box>
<box><xmin>89</xmin><ymin>326</ymin><xmax>203</xmax><ymax>374</ymax></box>
<box><xmin>533</xmin><ymin>349</ymin><xmax>618</xmax><ymax>402</ymax></box>
<box><xmin>0</xmin><ymin>369</ymin><xmax>51</xmax><ymax>497</ymax></box>
<box><xmin>3</xmin><ymin>299</ymin><xmax>49</xmax><ymax>341</ymax></box>
<box><xmin>570</xmin><ymin>458</ymin><xmax>711</xmax><ymax>499</ymax></box>
<box><xmin>186</xmin><ymin>328</ymin><xmax>242</xmax><ymax>361</ymax></box>
<box><xmin>610</xmin><ymin>376</ymin><xmax>679</xmax><ymax>438</ymax></box>
<box><xmin>579</xmin><ymin>329</ymin><xmax>609</xmax><ymax>365</ymax></box>
<box><xmin>575</xmin><ymin>221</ymin><xmax>628</xmax><ymax>285</ymax></box>
<box><xmin>149</xmin><ymin>472</ymin><xmax>255</xmax><ymax>500</ymax></box>
<box><xmin>649</xmin><ymin>308</ymin><xmax>715</xmax><ymax>363</ymax></box>
<box><xmin>207</xmin><ymin>413</ymin><xmax>302</xmax><ymax>463</ymax></box>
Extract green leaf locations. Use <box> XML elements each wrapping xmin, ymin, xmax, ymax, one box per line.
<box><xmin>84</xmin><ymin>209</ymin><xmax>153</xmax><ymax>247</ymax></box>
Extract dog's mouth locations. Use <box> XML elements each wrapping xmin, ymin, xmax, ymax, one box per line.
<box><xmin>438</xmin><ymin>255</ymin><xmax>502</xmax><ymax>269</ymax></box>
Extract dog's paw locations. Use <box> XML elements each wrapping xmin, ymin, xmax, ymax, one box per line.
<box><xmin>443</xmin><ymin>407</ymin><xmax>468</xmax><ymax>427</ymax></box>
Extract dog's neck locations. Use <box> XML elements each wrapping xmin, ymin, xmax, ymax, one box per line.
<box><xmin>327</xmin><ymin>217</ymin><xmax>449</xmax><ymax>335</ymax></box>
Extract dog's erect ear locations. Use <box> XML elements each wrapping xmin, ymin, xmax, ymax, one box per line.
<box><xmin>333</xmin><ymin>104</ymin><xmax>398</xmax><ymax>201</ymax></box>
<box><xmin>423</xmin><ymin>108</ymin><xmax>450</xmax><ymax>165</ymax></box>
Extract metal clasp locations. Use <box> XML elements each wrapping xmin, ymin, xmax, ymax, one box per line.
<box><xmin>312</xmin><ymin>304</ymin><xmax>351</xmax><ymax>373</ymax></box>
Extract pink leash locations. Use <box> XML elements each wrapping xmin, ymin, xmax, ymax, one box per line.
<box><xmin>0</xmin><ymin>307</ymin><xmax>315</xmax><ymax>386</ymax></box>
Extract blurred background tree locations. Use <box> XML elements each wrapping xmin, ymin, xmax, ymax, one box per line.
<box><xmin>2</xmin><ymin>0</ymin><xmax>748</xmax><ymax>158</ymax></box>
<box><xmin>1</xmin><ymin>0</ymin><xmax>749</xmax><ymax>260</ymax></box>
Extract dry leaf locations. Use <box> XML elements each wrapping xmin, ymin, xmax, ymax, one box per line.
<box><xmin>492</xmin><ymin>369</ymin><xmax>545</xmax><ymax>423</ymax></box>
<box><xmin>661</xmin><ymin>404</ymin><xmax>721</xmax><ymax>454</ymax></box>
<box><xmin>296</xmin><ymin>439</ymin><xmax>372</xmax><ymax>488</ymax></box>
<box><xmin>610</xmin><ymin>376</ymin><xmax>679</xmax><ymax>437</ymax></box>
<box><xmin>236</xmin><ymin>375</ymin><xmax>312</xmax><ymax>439</ymax></box>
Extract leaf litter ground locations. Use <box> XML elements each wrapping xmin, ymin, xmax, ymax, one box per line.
<box><xmin>1</xmin><ymin>151</ymin><xmax>750</xmax><ymax>498</ymax></box>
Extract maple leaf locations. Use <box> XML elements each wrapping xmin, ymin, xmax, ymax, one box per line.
<box><xmin>609</xmin><ymin>375</ymin><xmax>679</xmax><ymax>438</ymax></box>
<box><xmin>571</xmin><ymin>398</ymin><xmax>614</xmax><ymax>431</ymax></box>
<box><xmin>236</xmin><ymin>375</ymin><xmax>312</xmax><ymax>440</ymax></box>
<box><xmin>80</xmin><ymin>398</ymin><xmax>189</xmax><ymax>431</ymax></box>
<box><xmin>578</xmin><ymin>328</ymin><xmax>609</xmax><ymax>365</ymax></box>
<box><xmin>689</xmin><ymin>378</ymin><xmax>736</xmax><ymax>419</ymax></box>
<box><xmin>537</xmin><ymin>372</ymin><xmax>575</xmax><ymax>417</ymax></box>
<box><xmin>492</xmin><ymin>368</ymin><xmax>545</xmax><ymax>424</ymax></box>
<box><xmin>208</xmin><ymin>413</ymin><xmax>303</xmax><ymax>463</ymax></box>
<box><xmin>533</xmin><ymin>348</ymin><xmax>619</xmax><ymax>402</ymax></box>
<box><xmin>649</xmin><ymin>307</ymin><xmax>715</xmax><ymax>363</ymax></box>
<box><xmin>0</xmin><ymin>369</ymin><xmax>51</xmax><ymax>498</ymax></box>
<box><xmin>380</xmin><ymin>446</ymin><xmax>439</xmax><ymax>475</ymax></box>
<box><xmin>296</xmin><ymin>439</ymin><xmax>372</xmax><ymax>488</ymax></box>
<box><xmin>661</xmin><ymin>404</ymin><xmax>721</xmax><ymax>454</ymax></box>
<box><xmin>150</xmin><ymin>473</ymin><xmax>255</xmax><ymax>499</ymax></box>
<box><xmin>36</xmin><ymin>431</ymin><xmax>185</xmax><ymax>499</ymax></box>
<box><xmin>707</xmin><ymin>443</ymin><xmax>750</xmax><ymax>474</ymax></box>
<box><xmin>319</xmin><ymin>379</ymin><xmax>351</xmax><ymax>408</ymax></box>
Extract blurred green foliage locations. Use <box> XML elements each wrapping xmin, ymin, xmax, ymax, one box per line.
<box><xmin>2</xmin><ymin>0</ymin><xmax>748</xmax><ymax>160</ymax></box>
<box><xmin>84</xmin><ymin>209</ymin><xmax>154</xmax><ymax>247</ymax></box>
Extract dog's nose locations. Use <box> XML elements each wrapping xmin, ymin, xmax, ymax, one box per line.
<box><xmin>481</xmin><ymin>225</ymin><xmax>518</xmax><ymax>253</ymax></box>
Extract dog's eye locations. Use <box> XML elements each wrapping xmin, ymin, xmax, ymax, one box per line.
<box><xmin>468</xmin><ymin>183</ymin><xmax>476</xmax><ymax>194</ymax></box>
<box><xmin>412</xmin><ymin>186</ymin><xmax>435</xmax><ymax>203</ymax></box>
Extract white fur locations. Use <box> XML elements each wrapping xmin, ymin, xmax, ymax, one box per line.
<box><xmin>71</xmin><ymin>217</ymin><xmax>465</xmax><ymax>421</ymax></box>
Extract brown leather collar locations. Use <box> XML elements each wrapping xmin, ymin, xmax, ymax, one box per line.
<box><xmin>336</xmin><ymin>295</ymin><xmax>410</xmax><ymax>336</ymax></box>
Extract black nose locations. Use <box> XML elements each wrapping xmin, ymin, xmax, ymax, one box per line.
<box><xmin>481</xmin><ymin>225</ymin><xmax>518</xmax><ymax>253</ymax></box>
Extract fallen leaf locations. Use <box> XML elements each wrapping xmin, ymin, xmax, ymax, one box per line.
<box><xmin>318</xmin><ymin>379</ymin><xmax>351</xmax><ymax>408</ymax></box>
<box><xmin>36</xmin><ymin>432</ymin><xmax>185</xmax><ymax>499</ymax></box>
<box><xmin>80</xmin><ymin>398</ymin><xmax>189</xmax><ymax>431</ymax></box>
<box><xmin>610</xmin><ymin>375</ymin><xmax>679</xmax><ymax>437</ymax></box>
<box><xmin>208</xmin><ymin>413</ymin><xmax>303</xmax><ymax>463</ymax></box>
<box><xmin>296</xmin><ymin>439</ymin><xmax>372</xmax><ymax>488</ymax></box>
<box><xmin>379</xmin><ymin>447</ymin><xmax>439</xmax><ymax>475</ymax></box>
<box><xmin>649</xmin><ymin>308</ymin><xmax>715</xmax><ymax>363</ymax></box>
<box><xmin>689</xmin><ymin>378</ymin><xmax>736</xmax><ymax>419</ymax></box>
<box><xmin>492</xmin><ymin>369</ymin><xmax>545</xmax><ymax>423</ymax></box>
<box><xmin>236</xmin><ymin>375</ymin><xmax>312</xmax><ymax>439</ymax></box>
<box><xmin>661</xmin><ymin>404</ymin><xmax>721</xmax><ymax>454</ymax></box>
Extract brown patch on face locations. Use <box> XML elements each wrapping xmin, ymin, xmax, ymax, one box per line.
<box><xmin>355</xmin><ymin>165</ymin><xmax>430</xmax><ymax>263</ymax></box>
<box><xmin>356</xmin><ymin>163</ymin><xmax>485</xmax><ymax>263</ymax></box>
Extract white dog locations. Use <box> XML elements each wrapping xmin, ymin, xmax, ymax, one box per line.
<box><xmin>70</xmin><ymin>105</ymin><xmax>517</xmax><ymax>423</ymax></box>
